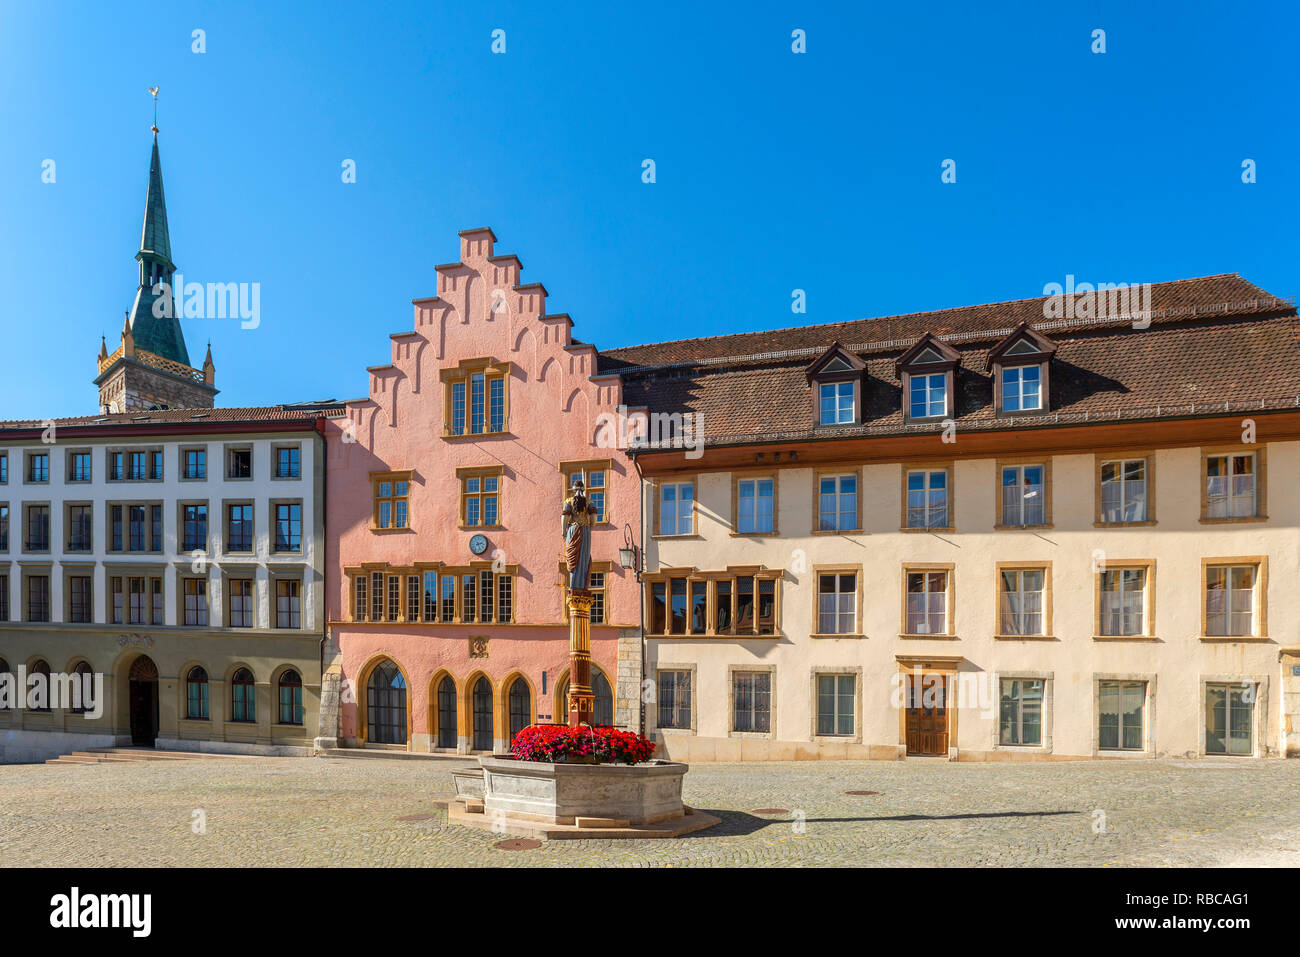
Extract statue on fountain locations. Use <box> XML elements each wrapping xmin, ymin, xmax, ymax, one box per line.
<box><xmin>562</xmin><ymin>478</ymin><xmax>599</xmax><ymax>593</ymax></box>
<box><xmin>561</xmin><ymin>478</ymin><xmax>599</xmax><ymax>726</ymax></box>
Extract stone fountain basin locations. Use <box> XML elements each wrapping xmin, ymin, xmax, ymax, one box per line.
<box><xmin>478</xmin><ymin>755</ymin><xmax>688</xmax><ymax>825</ymax></box>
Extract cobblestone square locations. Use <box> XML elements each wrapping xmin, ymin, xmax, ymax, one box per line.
<box><xmin>3</xmin><ymin>756</ymin><xmax>1298</xmax><ymax>867</ymax></box>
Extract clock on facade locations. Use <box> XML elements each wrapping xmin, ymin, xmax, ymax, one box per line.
<box><xmin>469</xmin><ymin>533</ymin><xmax>489</xmax><ymax>555</ymax></box>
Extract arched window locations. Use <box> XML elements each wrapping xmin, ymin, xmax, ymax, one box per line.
<box><xmin>29</xmin><ymin>660</ymin><xmax>51</xmax><ymax>712</ymax></box>
<box><xmin>593</xmin><ymin>670</ymin><xmax>614</xmax><ymax>727</ymax></box>
<box><xmin>186</xmin><ymin>667</ymin><xmax>209</xmax><ymax>719</ymax></box>
<box><xmin>366</xmin><ymin>659</ymin><xmax>407</xmax><ymax>745</ymax></box>
<box><xmin>0</xmin><ymin>658</ymin><xmax>9</xmax><ymax>711</ymax></box>
<box><xmin>231</xmin><ymin>668</ymin><xmax>255</xmax><ymax>722</ymax></box>
<box><xmin>436</xmin><ymin>676</ymin><xmax>457</xmax><ymax>749</ymax></box>
<box><xmin>278</xmin><ymin>670</ymin><xmax>303</xmax><ymax>726</ymax></box>
<box><xmin>508</xmin><ymin>677</ymin><xmax>531</xmax><ymax>744</ymax></box>
<box><xmin>472</xmin><ymin>676</ymin><xmax>493</xmax><ymax>751</ymax></box>
<box><xmin>70</xmin><ymin>662</ymin><xmax>94</xmax><ymax>715</ymax></box>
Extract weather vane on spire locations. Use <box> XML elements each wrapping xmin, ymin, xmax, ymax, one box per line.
<box><xmin>148</xmin><ymin>86</ymin><xmax>159</xmax><ymax>133</ymax></box>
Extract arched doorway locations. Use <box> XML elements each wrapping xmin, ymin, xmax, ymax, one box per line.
<box><xmin>471</xmin><ymin>676</ymin><xmax>493</xmax><ymax>751</ymax></box>
<box><xmin>557</xmin><ymin>669</ymin><xmax>615</xmax><ymax>727</ymax></box>
<box><xmin>366</xmin><ymin>659</ymin><xmax>407</xmax><ymax>745</ymax></box>
<box><xmin>508</xmin><ymin>677</ymin><xmax>531</xmax><ymax>745</ymax></box>
<box><xmin>436</xmin><ymin>675</ymin><xmax>457</xmax><ymax>749</ymax></box>
<box><xmin>128</xmin><ymin>656</ymin><xmax>159</xmax><ymax>746</ymax></box>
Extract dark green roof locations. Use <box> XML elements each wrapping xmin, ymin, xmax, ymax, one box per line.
<box><xmin>139</xmin><ymin>134</ymin><xmax>172</xmax><ymax>264</ymax></box>
<box><xmin>128</xmin><ymin>133</ymin><xmax>191</xmax><ymax>367</ymax></box>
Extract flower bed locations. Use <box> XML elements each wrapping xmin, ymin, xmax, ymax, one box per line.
<box><xmin>510</xmin><ymin>724</ymin><xmax>656</xmax><ymax>765</ymax></box>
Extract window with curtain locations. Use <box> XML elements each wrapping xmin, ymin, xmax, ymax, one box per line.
<box><xmin>817</xmin><ymin>573</ymin><xmax>856</xmax><ymax>635</ymax></box>
<box><xmin>1100</xmin><ymin>568</ymin><xmax>1146</xmax><ymax>636</ymax></box>
<box><xmin>816</xmin><ymin>674</ymin><xmax>855</xmax><ymax>736</ymax></box>
<box><xmin>906</xmin><ymin>571</ymin><xmax>949</xmax><ymax>635</ymax></box>
<box><xmin>999</xmin><ymin>569</ymin><xmax>1045</xmax><ymax>636</ymax></box>
<box><xmin>1205</xmin><ymin>565</ymin><xmax>1256</xmax><ymax>637</ymax></box>
<box><xmin>1205</xmin><ymin>453</ymin><xmax>1257</xmax><ymax>519</ymax></box>
<box><xmin>1099</xmin><ymin>459</ymin><xmax>1147</xmax><ymax>522</ymax></box>
<box><xmin>1098</xmin><ymin>680</ymin><xmax>1145</xmax><ymax>751</ymax></box>
<box><xmin>1000</xmin><ymin>465</ymin><xmax>1045</xmax><ymax>526</ymax></box>
<box><xmin>999</xmin><ymin>678</ymin><xmax>1043</xmax><ymax>745</ymax></box>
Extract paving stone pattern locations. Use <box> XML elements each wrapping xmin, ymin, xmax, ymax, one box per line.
<box><xmin>2</xmin><ymin>757</ymin><xmax>1298</xmax><ymax>867</ymax></box>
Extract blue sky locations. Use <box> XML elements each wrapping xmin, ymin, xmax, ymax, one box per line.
<box><xmin>0</xmin><ymin>0</ymin><xmax>1295</xmax><ymax>420</ymax></box>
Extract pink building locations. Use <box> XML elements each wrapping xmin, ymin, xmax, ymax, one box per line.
<box><xmin>324</xmin><ymin>228</ymin><xmax>642</xmax><ymax>753</ymax></box>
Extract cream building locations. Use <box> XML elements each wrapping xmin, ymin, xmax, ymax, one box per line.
<box><xmin>0</xmin><ymin>410</ymin><xmax>338</xmax><ymax>762</ymax></box>
<box><xmin>600</xmin><ymin>274</ymin><xmax>1300</xmax><ymax>761</ymax></box>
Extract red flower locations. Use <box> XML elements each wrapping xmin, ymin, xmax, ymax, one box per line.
<box><xmin>509</xmin><ymin>724</ymin><xmax>657</xmax><ymax>764</ymax></box>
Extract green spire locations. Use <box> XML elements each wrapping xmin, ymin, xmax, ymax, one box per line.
<box><xmin>128</xmin><ymin>131</ymin><xmax>191</xmax><ymax>366</ymax></box>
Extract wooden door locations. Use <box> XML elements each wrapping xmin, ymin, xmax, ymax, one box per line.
<box><xmin>906</xmin><ymin>673</ymin><xmax>949</xmax><ymax>755</ymax></box>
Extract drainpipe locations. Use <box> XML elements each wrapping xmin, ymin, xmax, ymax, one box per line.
<box><xmin>633</xmin><ymin>452</ymin><xmax>647</xmax><ymax>736</ymax></box>
<box><xmin>315</xmin><ymin>420</ymin><xmax>329</xmax><ymax>728</ymax></box>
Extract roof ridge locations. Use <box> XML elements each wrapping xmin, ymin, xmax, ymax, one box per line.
<box><xmin>601</xmin><ymin>273</ymin><xmax>1261</xmax><ymax>358</ymax></box>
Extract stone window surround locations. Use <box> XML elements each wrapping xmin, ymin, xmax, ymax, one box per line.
<box><xmin>65</xmin><ymin>447</ymin><xmax>93</xmax><ymax>483</ymax></box>
<box><xmin>809</xmin><ymin>665</ymin><xmax>864</xmax><ymax>744</ymax></box>
<box><xmin>22</xmin><ymin>500</ymin><xmax>52</xmax><ymax>554</ymax></box>
<box><xmin>1197</xmin><ymin>674</ymin><xmax>1271</xmax><ymax>759</ymax></box>
<box><xmin>1092</xmin><ymin>558</ymin><xmax>1156</xmax><ymax>641</ymax></box>
<box><xmin>1199</xmin><ymin>555</ymin><xmax>1268</xmax><ymax>641</ymax></box>
<box><xmin>993</xmin><ymin>456</ymin><xmax>1054</xmax><ymax>529</ymax></box>
<box><xmin>221</xmin><ymin>498</ymin><xmax>256</xmax><ymax>555</ymax></box>
<box><xmin>64</xmin><ymin>501</ymin><xmax>95</xmax><ymax>553</ymax></box>
<box><xmin>643</xmin><ymin>566</ymin><xmax>783</xmax><ymax>638</ymax></box>
<box><xmin>180</xmin><ymin>445</ymin><xmax>209</xmax><ymax>482</ymax></box>
<box><xmin>899</xmin><ymin>561</ymin><xmax>956</xmax><ymax>639</ymax></box>
<box><xmin>439</xmin><ymin>357</ymin><xmax>514</xmax><ymax>440</ymax></box>
<box><xmin>1092</xmin><ymin>450</ymin><xmax>1157</xmax><ymax>527</ymax></box>
<box><xmin>270</xmin><ymin>497</ymin><xmax>305</xmax><ymax>554</ymax></box>
<box><xmin>1199</xmin><ymin>444</ymin><xmax>1267</xmax><ymax>524</ymax></box>
<box><xmin>899</xmin><ymin>461</ymin><xmax>956</xmax><ymax>533</ymax></box>
<box><xmin>991</xmin><ymin>670</ymin><xmax>1054</xmax><ymax>754</ymax></box>
<box><xmin>651</xmin><ymin>662</ymin><xmax>698</xmax><ymax>736</ymax></box>
<box><xmin>812</xmin><ymin>466</ymin><xmax>863</xmax><ymax>535</ymax></box>
<box><xmin>62</xmin><ymin>564</ymin><xmax>95</xmax><ymax>624</ymax></box>
<box><xmin>993</xmin><ymin>560</ymin><xmax>1053</xmax><ymax>640</ymax></box>
<box><xmin>105</xmin><ymin>499</ymin><xmax>165</xmax><ymax>555</ymax></box>
<box><xmin>222</xmin><ymin>442</ymin><xmax>255</xmax><ymax>482</ymax></box>
<box><xmin>105</xmin><ymin>445</ymin><xmax>165</xmax><ymax>483</ymax></box>
<box><xmin>810</xmin><ymin>563</ymin><xmax>863</xmax><ymax>639</ymax></box>
<box><xmin>652</xmin><ymin>476</ymin><xmax>699</xmax><ymax>539</ymax></box>
<box><xmin>727</xmin><ymin>663</ymin><xmax>776</xmax><ymax>739</ymax></box>
<box><xmin>104</xmin><ymin>562</ymin><xmax>167</xmax><ymax>627</ymax></box>
<box><xmin>271</xmin><ymin>442</ymin><xmax>303</xmax><ymax>481</ymax></box>
<box><xmin>730</xmin><ymin>469</ymin><xmax>779</xmax><ymax>537</ymax></box>
<box><xmin>1091</xmin><ymin>672</ymin><xmax>1157</xmax><ymax>758</ymax></box>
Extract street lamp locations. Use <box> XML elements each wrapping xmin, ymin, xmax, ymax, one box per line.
<box><xmin>619</xmin><ymin>523</ymin><xmax>640</xmax><ymax>579</ymax></box>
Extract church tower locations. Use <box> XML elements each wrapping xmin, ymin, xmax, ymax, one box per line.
<box><xmin>95</xmin><ymin>128</ymin><xmax>217</xmax><ymax>413</ymax></box>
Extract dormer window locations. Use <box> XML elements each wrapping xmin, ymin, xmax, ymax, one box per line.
<box><xmin>806</xmin><ymin>343</ymin><xmax>867</xmax><ymax>427</ymax></box>
<box><xmin>896</xmin><ymin>335</ymin><xmax>960</xmax><ymax>423</ymax></box>
<box><xmin>910</xmin><ymin>373</ymin><xmax>947</xmax><ymax>418</ymax></box>
<box><xmin>1000</xmin><ymin>365</ymin><xmax>1041</xmax><ymax>411</ymax></box>
<box><xmin>820</xmin><ymin>382</ymin><xmax>854</xmax><ymax>425</ymax></box>
<box><xmin>988</xmin><ymin>324</ymin><xmax>1056</xmax><ymax>416</ymax></box>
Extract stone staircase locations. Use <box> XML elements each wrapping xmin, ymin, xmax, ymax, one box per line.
<box><xmin>317</xmin><ymin>745</ymin><xmax>480</xmax><ymax>762</ymax></box>
<box><xmin>45</xmin><ymin>747</ymin><xmax>261</xmax><ymax>766</ymax></box>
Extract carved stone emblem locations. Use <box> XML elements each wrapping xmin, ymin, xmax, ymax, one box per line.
<box><xmin>469</xmin><ymin>637</ymin><xmax>490</xmax><ymax>659</ymax></box>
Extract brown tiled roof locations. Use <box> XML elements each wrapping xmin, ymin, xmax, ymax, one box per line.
<box><xmin>0</xmin><ymin>403</ymin><xmax>346</xmax><ymax>434</ymax></box>
<box><xmin>603</xmin><ymin>274</ymin><xmax>1300</xmax><ymax>446</ymax></box>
